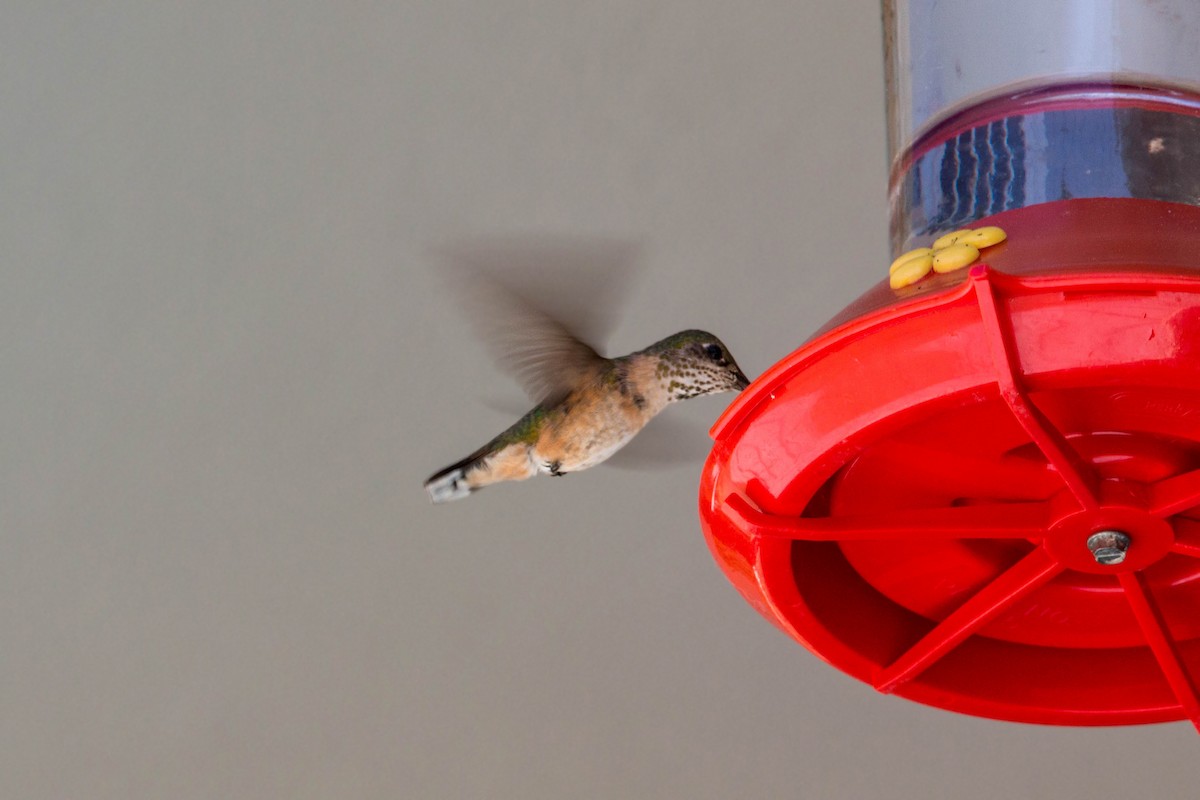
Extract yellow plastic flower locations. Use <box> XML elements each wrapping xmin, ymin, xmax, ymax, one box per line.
<box><xmin>889</xmin><ymin>226</ymin><xmax>1007</xmax><ymax>289</ymax></box>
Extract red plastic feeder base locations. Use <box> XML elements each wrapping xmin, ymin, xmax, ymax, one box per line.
<box><xmin>701</xmin><ymin>199</ymin><xmax>1200</xmax><ymax>730</ymax></box>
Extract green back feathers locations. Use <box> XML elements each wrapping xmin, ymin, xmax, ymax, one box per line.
<box><xmin>498</xmin><ymin>406</ymin><xmax>551</xmax><ymax>445</ymax></box>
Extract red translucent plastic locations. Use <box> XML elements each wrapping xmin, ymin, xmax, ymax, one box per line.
<box><xmin>701</xmin><ymin>198</ymin><xmax>1200</xmax><ymax>729</ymax></box>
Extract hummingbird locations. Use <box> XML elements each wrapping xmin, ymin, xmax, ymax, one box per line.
<box><xmin>423</xmin><ymin>247</ymin><xmax>751</xmax><ymax>503</ymax></box>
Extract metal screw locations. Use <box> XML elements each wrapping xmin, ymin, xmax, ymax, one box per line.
<box><xmin>1087</xmin><ymin>530</ymin><xmax>1131</xmax><ymax>565</ymax></box>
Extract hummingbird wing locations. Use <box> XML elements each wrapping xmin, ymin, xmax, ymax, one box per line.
<box><xmin>435</xmin><ymin>237</ymin><xmax>641</xmax><ymax>406</ymax></box>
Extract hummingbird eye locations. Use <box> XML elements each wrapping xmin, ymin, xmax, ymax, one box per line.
<box><xmin>704</xmin><ymin>344</ymin><xmax>724</xmax><ymax>361</ymax></box>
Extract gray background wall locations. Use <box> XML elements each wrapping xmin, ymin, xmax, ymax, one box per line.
<box><xmin>3</xmin><ymin>2</ymin><xmax>1196</xmax><ymax>798</ymax></box>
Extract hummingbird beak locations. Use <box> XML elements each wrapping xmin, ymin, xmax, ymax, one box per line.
<box><xmin>733</xmin><ymin>367</ymin><xmax>751</xmax><ymax>391</ymax></box>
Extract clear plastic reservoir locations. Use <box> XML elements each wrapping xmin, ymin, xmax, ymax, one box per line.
<box><xmin>886</xmin><ymin>0</ymin><xmax>1200</xmax><ymax>253</ymax></box>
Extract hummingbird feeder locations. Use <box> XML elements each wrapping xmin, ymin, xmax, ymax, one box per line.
<box><xmin>700</xmin><ymin>1</ymin><xmax>1200</xmax><ymax>731</ymax></box>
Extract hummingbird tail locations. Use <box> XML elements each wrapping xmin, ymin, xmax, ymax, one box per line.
<box><xmin>424</xmin><ymin>450</ymin><xmax>486</xmax><ymax>503</ymax></box>
<box><xmin>424</xmin><ymin>467</ymin><xmax>471</xmax><ymax>503</ymax></box>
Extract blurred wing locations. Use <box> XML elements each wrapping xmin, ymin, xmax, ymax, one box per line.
<box><xmin>435</xmin><ymin>237</ymin><xmax>642</xmax><ymax>405</ymax></box>
<box><xmin>487</xmin><ymin>307</ymin><xmax>603</xmax><ymax>405</ymax></box>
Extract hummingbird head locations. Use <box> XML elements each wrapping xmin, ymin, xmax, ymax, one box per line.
<box><xmin>644</xmin><ymin>330</ymin><xmax>751</xmax><ymax>401</ymax></box>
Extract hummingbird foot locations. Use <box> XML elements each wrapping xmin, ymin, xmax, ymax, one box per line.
<box><xmin>545</xmin><ymin>460</ymin><xmax>566</xmax><ymax>476</ymax></box>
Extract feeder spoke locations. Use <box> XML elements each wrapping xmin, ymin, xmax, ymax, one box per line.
<box><xmin>874</xmin><ymin>547</ymin><xmax>1062</xmax><ymax>693</ymax></box>
<box><xmin>1118</xmin><ymin>572</ymin><xmax>1200</xmax><ymax>732</ymax></box>
<box><xmin>1171</xmin><ymin>519</ymin><xmax>1200</xmax><ymax>558</ymax></box>
<box><xmin>1148</xmin><ymin>467</ymin><xmax>1200</xmax><ymax>519</ymax></box>
<box><xmin>724</xmin><ymin>494</ymin><xmax>1051</xmax><ymax>542</ymax></box>
<box><xmin>972</xmin><ymin>270</ymin><xmax>1100</xmax><ymax>509</ymax></box>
